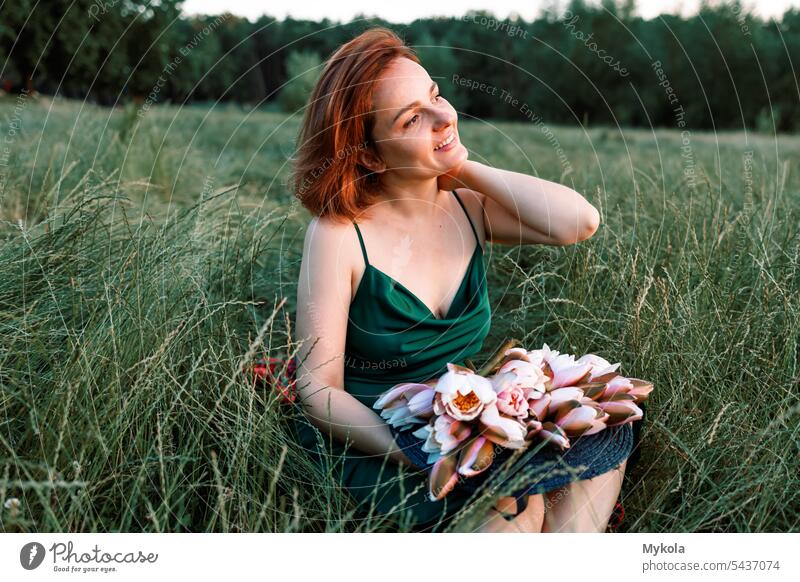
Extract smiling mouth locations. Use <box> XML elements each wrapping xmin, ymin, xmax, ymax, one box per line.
<box><xmin>433</xmin><ymin>133</ymin><xmax>457</xmax><ymax>151</ymax></box>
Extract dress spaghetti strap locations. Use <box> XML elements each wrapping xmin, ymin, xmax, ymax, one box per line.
<box><xmin>352</xmin><ymin>222</ymin><xmax>370</xmax><ymax>267</ymax></box>
<box><xmin>451</xmin><ymin>190</ymin><xmax>480</xmax><ymax>246</ymax></box>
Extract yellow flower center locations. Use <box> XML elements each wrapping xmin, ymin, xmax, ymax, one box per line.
<box><xmin>452</xmin><ymin>391</ymin><xmax>480</xmax><ymax>412</ymax></box>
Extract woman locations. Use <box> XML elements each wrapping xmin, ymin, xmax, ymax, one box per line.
<box><xmin>291</xmin><ymin>27</ymin><xmax>631</xmax><ymax>533</ymax></box>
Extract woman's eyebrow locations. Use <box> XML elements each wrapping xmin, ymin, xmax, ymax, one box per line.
<box><xmin>391</xmin><ymin>81</ymin><xmax>438</xmax><ymax>125</ymax></box>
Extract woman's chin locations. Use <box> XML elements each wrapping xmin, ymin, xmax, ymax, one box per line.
<box><xmin>429</xmin><ymin>145</ymin><xmax>467</xmax><ymax>166</ymax></box>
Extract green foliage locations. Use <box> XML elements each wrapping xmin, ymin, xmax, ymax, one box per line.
<box><xmin>412</xmin><ymin>31</ymin><xmax>467</xmax><ymax>115</ymax></box>
<box><xmin>277</xmin><ymin>50</ymin><xmax>322</xmax><ymax>114</ymax></box>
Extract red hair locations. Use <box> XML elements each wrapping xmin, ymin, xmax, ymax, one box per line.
<box><xmin>290</xmin><ymin>27</ymin><xmax>420</xmax><ymax>223</ymax></box>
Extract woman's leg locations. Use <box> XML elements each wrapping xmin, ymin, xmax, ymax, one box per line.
<box><xmin>541</xmin><ymin>459</ymin><xmax>627</xmax><ymax>533</ymax></box>
<box><xmin>476</xmin><ymin>494</ymin><xmax>545</xmax><ymax>532</ymax></box>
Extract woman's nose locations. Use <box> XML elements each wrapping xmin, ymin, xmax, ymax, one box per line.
<box><xmin>432</xmin><ymin>106</ymin><xmax>455</xmax><ymax>131</ymax></box>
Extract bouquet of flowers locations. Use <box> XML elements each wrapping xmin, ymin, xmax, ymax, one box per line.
<box><xmin>373</xmin><ymin>340</ymin><xmax>653</xmax><ymax>501</ymax></box>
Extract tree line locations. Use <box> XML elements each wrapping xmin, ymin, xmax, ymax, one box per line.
<box><xmin>1</xmin><ymin>0</ymin><xmax>798</xmax><ymax>130</ymax></box>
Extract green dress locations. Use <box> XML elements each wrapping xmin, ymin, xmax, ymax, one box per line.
<box><xmin>292</xmin><ymin>189</ymin><xmax>492</xmax><ymax>531</ymax></box>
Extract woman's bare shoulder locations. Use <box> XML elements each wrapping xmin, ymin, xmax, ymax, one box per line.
<box><xmin>303</xmin><ymin>215</ymin><xmax>356</xmax><ymax>255</ymax></box>
<box><xmin>301</xmin><ymin>215</ymin><xmax>360</xmax><ymax>294</ymax></box>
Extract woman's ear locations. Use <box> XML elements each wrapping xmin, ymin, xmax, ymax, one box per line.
<box><xmin>357</xmin><ymin>146</ymin><xmax>386</xmax><ymax>174</ymax></box>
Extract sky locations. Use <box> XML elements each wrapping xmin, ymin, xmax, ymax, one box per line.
<box><xmin>181</xmin><ymin>0</ymin><xmax>800</xmax><ymax>22</ymax></box>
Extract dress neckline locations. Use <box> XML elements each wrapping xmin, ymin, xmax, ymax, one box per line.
<box><xmin>350</xmin><ymin>189</ymin><xmax>484</xmax><ymax>322</ymax></box>
<box><xmin>363</xmin><ymin>243</ymin><xmax>482</xmax><ymax>321</ymax></box>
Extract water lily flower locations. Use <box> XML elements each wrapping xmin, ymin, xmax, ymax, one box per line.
<box><xmin>413</xmin><ymin>413</ymin><xmax>473</xmax><ymax>463</ymax></box>
<box><xmin>581</xmin><ymin>376</ymin><xmax>654</xmax><ymax>405</ymax></box>
<box><xmin>425</xmin><ymin>435</ymin><xmax>496</xmax><ymax>501</ymax></box>
<box><xmin>524</xmin><ymin>418</ymin><xmax>543</xmax><ymax>441</ymax></box>
<box><xmin>423</xmin><ymin>430</ymin><xmax>502</xmax><ymax>500</ymax></box>
<box><xmin>520</xmin><ymin>343</ymin><xmax>560</xmax><ymax>366</ymax></box>
<box><xmin>373</xmin><ymin>382</ymin><xmax>435</xmax><ymax>429</ymax></box>
<box><xmin>529</xmin><ymin>392</ymin><xmax>551</xmax><ymax>421</ymax></box>
<box><xmin>627</xmin><ymin>378</ymin><xmax>654</xmax><ymax>403</ymax></box>
<box><xmin>479</xmin><ymin>403</ymin><xmax>527</xmax><ymax>449</ymax></box>
<box><xmin>413</xmin><ymin>399</ymin><xmax>525</xmax><ymax>473</ymax></box>
<box><xmin>574</xmin><ymin>381</ymin><xmax>608</xmax><ymax>401</ymax></box>
<box><xmin>596</xmin><ymin>393</ymin><xmax>644</xmax><ymax>426</ymax></box>
<box><xmin>553</xmin><ymin>400</ymin><xmax>609</xmax><ymax>437</ymax></box>
<box><xmin>493</xmin><ymin>358</ymin><xmax>548</xmax><ymax>401</ymax></box>
<box><xmin>493</xmin><ymin>383</ymin><xmax>530</xmax><ymax>418</ymax></box>
<box><xmin>576</xmin><ymin>353</ymin><xmax>621</xmax><ymax>382</ymax></box>
<box><xmin>433</xmin><ymin>362</ymin><xmax>497</xmax><ymax>421</ymax></box>
<box><xmin>456</xmin><ymin>436</ymin><xmax>496</xmax><ymax>477</ymax></box>
<box><xmin>496</xmin><ymin>343</ymin><xmax>597</xmax><ymax>391</ymax></box>
<box><xmin>547</xmin><ymin>386</ymin><xmax>585</xmax><ymax>414</ymax></box>
<box><xmin>490</xmin><ymin>358</ymin><xmax>547</xmax><ymax>418</ymax></box>
<box><xmin>498</xmin><ymin>343</ymin><xmax>564</xmax><ymax>371</ymax></box>
<box><xmin>546</xmin><ymin>352</ymin><xmax>593</xmax><ymax>389</ymax></box>
<box><xmin>600</xmin><ymin>376</ymin><xmax>635</xmax><ymax>398</ymax></box>
<box><xmin>500</xmin><ymin>346</ymin><xmax>532</xmax><ymax>362</ymax></box>
<box><xmin>429</xmin><ymin>453</ymin><xmax>460</xmax><ymax>501</ymax></box>
<box><xmin>537</xmin><ymin>421</ymin><xmax>571</xmax><ymax>450</ymax></box>
<box><xmin>427</xmin><ymin>434</ymin><xmax>501</xmax><ymax>500</ymax></box>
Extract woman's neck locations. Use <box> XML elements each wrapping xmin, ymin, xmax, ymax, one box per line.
<box><xmin>374</xmin><ymin>175</ymin><xmax>443</xmax><ymax>220</ymax></box>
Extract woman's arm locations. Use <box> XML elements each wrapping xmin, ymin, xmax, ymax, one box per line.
<box><xmin>441</xmin><ymin>160</ymin><xmax>600</xmax><ymax>246</ymax></box>
<box><xmin>294</xmin><ymin>216</ymin><xmax>417</xmax><ymax>469</ymax></box>
<box><xmin>299</xmin><ymin>382</ymin><xmax>416</xmax><ymax>468</ymax></box>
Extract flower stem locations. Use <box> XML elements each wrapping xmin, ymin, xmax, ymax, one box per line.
<box><xmin>477</xmin><ymin>338</ymin><xmax>520</xmax><ymax>376</ymax></box>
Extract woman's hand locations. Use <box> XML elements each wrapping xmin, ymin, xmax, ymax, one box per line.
<box><xmin>437</xmin><ymin>164</ymin><xmax>466</xmax><ymax>191</ymax></box>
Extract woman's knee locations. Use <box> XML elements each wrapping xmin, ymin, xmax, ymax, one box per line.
<box><xmin>544</xmin><ymin>484</ymin><xmax>572</xmax><ymax>512</ymax></box>
<box><xmin>517</xmin><ymin>493</ymin><xmax>545</xmax><ymax>532</ymax></box>
<box><xmin>545</xmin><ymin>460</ymin><xmax>627</xmax><ymax>506</ymax></box>
<box><xmin>542</xmin><ymin>462</ymin><xmax>627</xmax><ymax>532</ymax></box>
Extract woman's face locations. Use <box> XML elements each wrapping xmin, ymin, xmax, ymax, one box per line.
<box><xmin>367</xmin><ymin>57</ymin><xmax>467</xmax><ymax>181</ymax></box>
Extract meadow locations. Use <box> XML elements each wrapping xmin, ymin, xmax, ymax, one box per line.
<box><xmin>0</xmin><ymin>96</ymin><xmax>798</xmax><ymax>532</ymax></box>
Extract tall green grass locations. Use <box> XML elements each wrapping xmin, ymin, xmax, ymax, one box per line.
<box><xmin>1</xmin><ymin>96</ymin><xmax>798</xmax><ymax>532</ymax></box>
